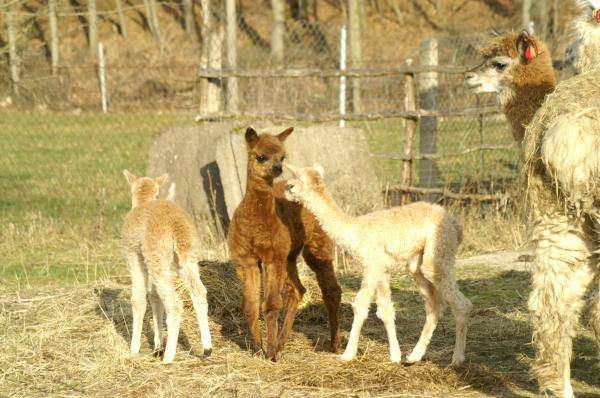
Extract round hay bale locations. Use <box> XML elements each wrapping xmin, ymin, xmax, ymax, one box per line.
<box><xmin>215</xmin><ymin>123</ymin><xmax>383</xmax><ymax>221</ymax></box>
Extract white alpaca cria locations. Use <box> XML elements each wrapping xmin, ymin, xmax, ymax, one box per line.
<box><xmin>284</xmin><ymin>164</ymin><xmax>472</xmax><ymax>365</ymax></box>
<box><xmin>121</xmin><ymin>171</ymin><xmax>212</xmax><ymax>364</ymax></box>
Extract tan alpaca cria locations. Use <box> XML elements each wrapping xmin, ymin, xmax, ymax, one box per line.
<box><xmin>285</xmin><ymin>164</ymin><xmax>472</xmax><ymax>366</ymax></box>
<box><xmin>466</xmin><ymin>22</ymin><xmax>600</xmax><ymax>398</ymax></box>
<box><xmin>121</xmin><ymin>170</ymin><xmax>212</xmax><ymax>364</ymax></box>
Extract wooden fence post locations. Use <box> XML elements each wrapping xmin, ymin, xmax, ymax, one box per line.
<box><xmin>49</xmin><ymin>0</ymin><xmax>59</xmax><ymax>75</ymax></box>
<box><xmin>401</xmin><ymin>59</ymin><xmax>417</xmax><ymax>204</ymax></box>
<box><xmin>88</xmin><ymin>0</ymin><xmax>98</xmax><ymax>57</ymax></box>
<box><xmin>226</xmin><ymin>0</ymin><xmax>238</xmax><ymax>112</ymax></box>
<box><xmin>418</xmin><ymin>38</ymin><xmax>438</xmax><ymax>202</ymax></box>
<box><xmin>6</xmin><ymin>7</ymin><xmax>19</xmax><ymax>95</ymax></box>
<box><xmin>116</xmin><ymin>0</ymin><xmax>128</xmax><ymax>38</ymax></box>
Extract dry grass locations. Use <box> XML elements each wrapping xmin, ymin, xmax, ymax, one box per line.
<box><xmin>2</xmin><ymin>258</ymin><xmax>599</xmax><ymax>398</ymax></box>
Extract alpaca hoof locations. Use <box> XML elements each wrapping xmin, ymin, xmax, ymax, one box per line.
<box><xmin>339</xmin><ymin>353</ymin><xmax>354</xmax><ymax>362</ymax></box>
<box><xmin>162</xmin><ymin>357</ymin><xmax>174</xmax><ymax>365</ymax></box>
<box><xmin>450</xmin><ymin>355</ymin><xmax>465</xmax><ymax>367</ymax></box>
<box><xmin>203</xmin><ymin>348</ymin><xmax>212</xmax><ymax>357</ymax></box>
<box><xmin>390</xmin><ymin>353</ymin><xmax>402</xmax><ymax>363</ymax></box>
<box><xmin>401</xmin><ymin>360</ymin><xmax>418</xmax><ymax>367</ymax></box>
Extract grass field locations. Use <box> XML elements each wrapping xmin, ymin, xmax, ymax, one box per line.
<box><xmin>2</xmin><ymin>111</ymin><xmax>597</xmax><ymax>397</ymax></box>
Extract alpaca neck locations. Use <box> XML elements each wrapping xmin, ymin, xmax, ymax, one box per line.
<box><xmin>131</xmin><ymin>195</ymin><xmax>153</xmax><ymax>209</ymax></box>
<box><xmin>502</xmin><ymin>57</ymin><xmax>556</xmax><ymax>143</ymax></box>
<box><xmin>243</xmin><ymin>168</ymin><xmax>276</xmax><ymax>215</ymax></box>
<box><xmin>303</xmin><ymin>190</ymin><xmax>358</xmax><ymax>251</ymax></box>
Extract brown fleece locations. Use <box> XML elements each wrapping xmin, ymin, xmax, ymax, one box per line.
<box><xmin>227</xmin><ymin>127</ymin><xmax>342</xmax><ymax>361</ymax></box>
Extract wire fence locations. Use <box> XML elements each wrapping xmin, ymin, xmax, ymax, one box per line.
<box><xmin>0</xmin><ymin>0</ymin><xmax>579</xmax><ymax>219</ymax></box>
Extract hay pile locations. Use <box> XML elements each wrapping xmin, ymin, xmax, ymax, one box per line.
<box><xmin>3</xmin><ymin>261</ymin><xmax>582</xmax><ymax>397</ymax></box>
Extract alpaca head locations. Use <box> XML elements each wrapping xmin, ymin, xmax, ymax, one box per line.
<box><xmin>244</xmin><ymin>126</ymin><xmax>293</xmax><ymax>182</ymax></box>
<box><xmin>576</xmin><ymin>0</ymin><xmax>600</xmax><ymax>24</ymax></box>
<box><xmin>123</xmin><ymin>169</ymin><xmax>168</xmax><ymax>208</ymax></box>
<box><xmin>464</xmin><ymin>31</ymin><xmax>554</xmax><ymax>106</ymax></box>
<box><xmin>284</xmin><ymin>163</ymin><xmax>325</xmax><ymax>203</ymax></box>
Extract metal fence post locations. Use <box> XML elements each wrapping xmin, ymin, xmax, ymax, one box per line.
<box><xmin>6</xmin><ymin>7</ymin><xmax>19</xmax><ymax>96</ymax></box>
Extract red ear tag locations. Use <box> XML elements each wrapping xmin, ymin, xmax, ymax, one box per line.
<box><xmin>525</xmin><ymin>46</ymin><xmax>533</xmax><ymax>63</ymax></box>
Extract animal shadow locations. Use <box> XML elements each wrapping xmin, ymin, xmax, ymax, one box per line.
<box><xmin>93</xmin><ymin>286</ymin><xmax>195</xmax><ymax>358</ymax></box>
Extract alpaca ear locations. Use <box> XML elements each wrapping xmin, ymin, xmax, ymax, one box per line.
<box><xmin>245</xmin><ymin>127</ymin><xmax>259</xmax><ymax>149</ymax></box>
<box><xmin>517</xmin><ymin>31</ymin><xmax>539</xmax><ymax>64</ymax></box>
<box><xmin>313</xmin><ymin>163</ymin><xmax>324</xmax><ymax>177</ymax></box>
<box><xmin>155</xmin><ymin>173</ymin><xmax>169</xmax><ymax>187</ymax></box>
<box><xmin>123</xmin><ymin>169</ymin><xmax>137</xmax><ymax>185</ymax></box>
<box><xmin>277</xmin><ymin>127</ymin><xmax>294</xmax><ymax>142</ymax></box>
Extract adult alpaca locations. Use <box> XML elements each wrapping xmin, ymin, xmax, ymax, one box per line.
<box><xmin>465</xmin><ymin>18</ymin><xmax>600</xmax><ymax>397</ymax></box>
<box><xmin>285</xmin><ymin>164</ymin><xmax>471</xmax><ymax>366</ymax></box>
<box><xmin>227</xmin><ymin>127</ymin><xmax>342</xmax><ymax>361</ymax></box>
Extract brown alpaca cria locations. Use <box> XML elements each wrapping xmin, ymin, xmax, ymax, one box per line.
<box><xmin>227</xmin><ymin>127</ymin><xmax>342</xmax><ymax>361</ymax></box>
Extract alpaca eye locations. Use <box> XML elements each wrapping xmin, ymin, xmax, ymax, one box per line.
<box><xmin>492</xmin><ymin>61</ymin><xmax>507</xmax><ymax>71</ymax></box>
<box><xmin>256</xmin><ymin>155</ymin><xmax>267</xmax><ymax>163</ymax></box>
<box><xmin>281</xmin><ymin>155</ymin><xmax>286</xmax><ymax>161</ymax></box>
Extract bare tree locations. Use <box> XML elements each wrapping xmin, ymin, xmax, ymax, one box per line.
<box><xmin>88</xmin><ymin>0</ymin><xmax>98</xmax><ymax>56</ymax></box>
<box><xmin>116</xmin><ymin>0</ymin><xmax>128</xmax><ymax>38</ymax></box>
<box><xmin>271</xmin><ymin>0</ymin><xmax>285</xmax><ymax>65</ymax></box>
<box><xmin>348</xmin><ymin>0</ymin><xmax>362</xmax><ymax>113</ymax></box>
<box><xmin>49</xmin><ymin>0</ymin><xmax>59</xmax><ymax>75</ymax></box>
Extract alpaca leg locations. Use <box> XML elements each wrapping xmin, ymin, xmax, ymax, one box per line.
<box><xmin>375</xmin><ymin>273</ymin><xmax>401</xmax><ymax>362</ymax></box>
<box><xmin>303</xmin><ymin>246</ymin><xmax>342</xmax><ymax>352</ymax></box>
<box><xmin>341</xmin><ymin>273</ymin><xmax>378</xmax><ymax>361</ymax></box>
<box><xmin>180</xmin><ymin>259</ymin><xmax>213</xmax><ymax>356</ymax></box>
<box><xmin>438</xmin><ymin>278</ymin><xmax>472</xmax><ymax>366</ymax></box>
<box><xmin>151</xmin><ymin>270</ymin><xmax>183</xmax><ymax>364</ymax></box>
<box><xmin>528</xmin><ymin>225</ymin><xmax>594</xmax><ymax>397</ymax></box>
<box><xmin>262</xmin><ymin>259</ymin><xmax>286</xmax><ymax>361</ymax></box>
<box><xmin>405</xmin><ymin>271</ymin><xmax>445</xmax><ymax>364</ymax></box>
<box><xmin>235</xmin><ymin>258</ymin><xmax>262</xmax><ymax>355</ymax></box>
<box><xmin>148</xmin><ymin>283</ymin><xmax>164</xmax><ymax>354</ymax></box>
<box><xmin>127</xmin><ymin>251</ymin><xmax>148</xmax><ymax>355</ymax></box>
<box><xmin>591</xmin><ymin>279</ymin><xmax>600</xmax><ymax>345</ymax></box>
<box><xmin>278</xmin><ymin>250</ymin><xmax>306</xmax><ymax>351</ymax></box>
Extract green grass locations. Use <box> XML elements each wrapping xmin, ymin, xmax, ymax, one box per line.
<box><xmin>0</xmin><ymin>111</ymin><xmax>521</xmax><ymax>286</ymax></box>
<box><xmin>0</xmin><ymin>111</ymin><xmax>183</xmax><ymax>285</ymax></box>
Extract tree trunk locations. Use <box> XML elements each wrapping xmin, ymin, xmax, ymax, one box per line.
<box><xmin>226</xmin><ymin>0</ymin><xmax>238</xmax><ymax>112</ymax></box>
<box><xmin>522</xmin><ymin>0</ymin><xmax>532</xmax><ymax>31</ymax></box>
<box><xmin>6</xmin><ymin>7</ymin><xmax>19</xmax><ymax>95</ymax></box>
<box><xmin>49</xmin><ymin>0</ymin><xmax>59</xmax><ymax>75</ymax></box>
<box><xmin>88</xmin><ymin>0</ymin><xmax>98</xmax><ymax>56</ymax></box>
<box><xmin>271</xmin><ymin>0</ymin><xmax>285</xmax><ymax>65</ymax></box>
<box><xmin>183</xmin><ymin>0</ymin><xmax>195</xmax><ymax>38</ymax></box>
<box><xmin>144</xmin><ymin>0</ymin><xmax>162</xmax><ymax>43</ymax></box>
<box><xmin>199</xmin><ymin>0</ymin><xmax>222</xmax><ymax>114</ymax></box>
<box><xmin>116</xmin><ymin>0</ymin><xmax>128</xmax><ymax>38</ymax></box>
